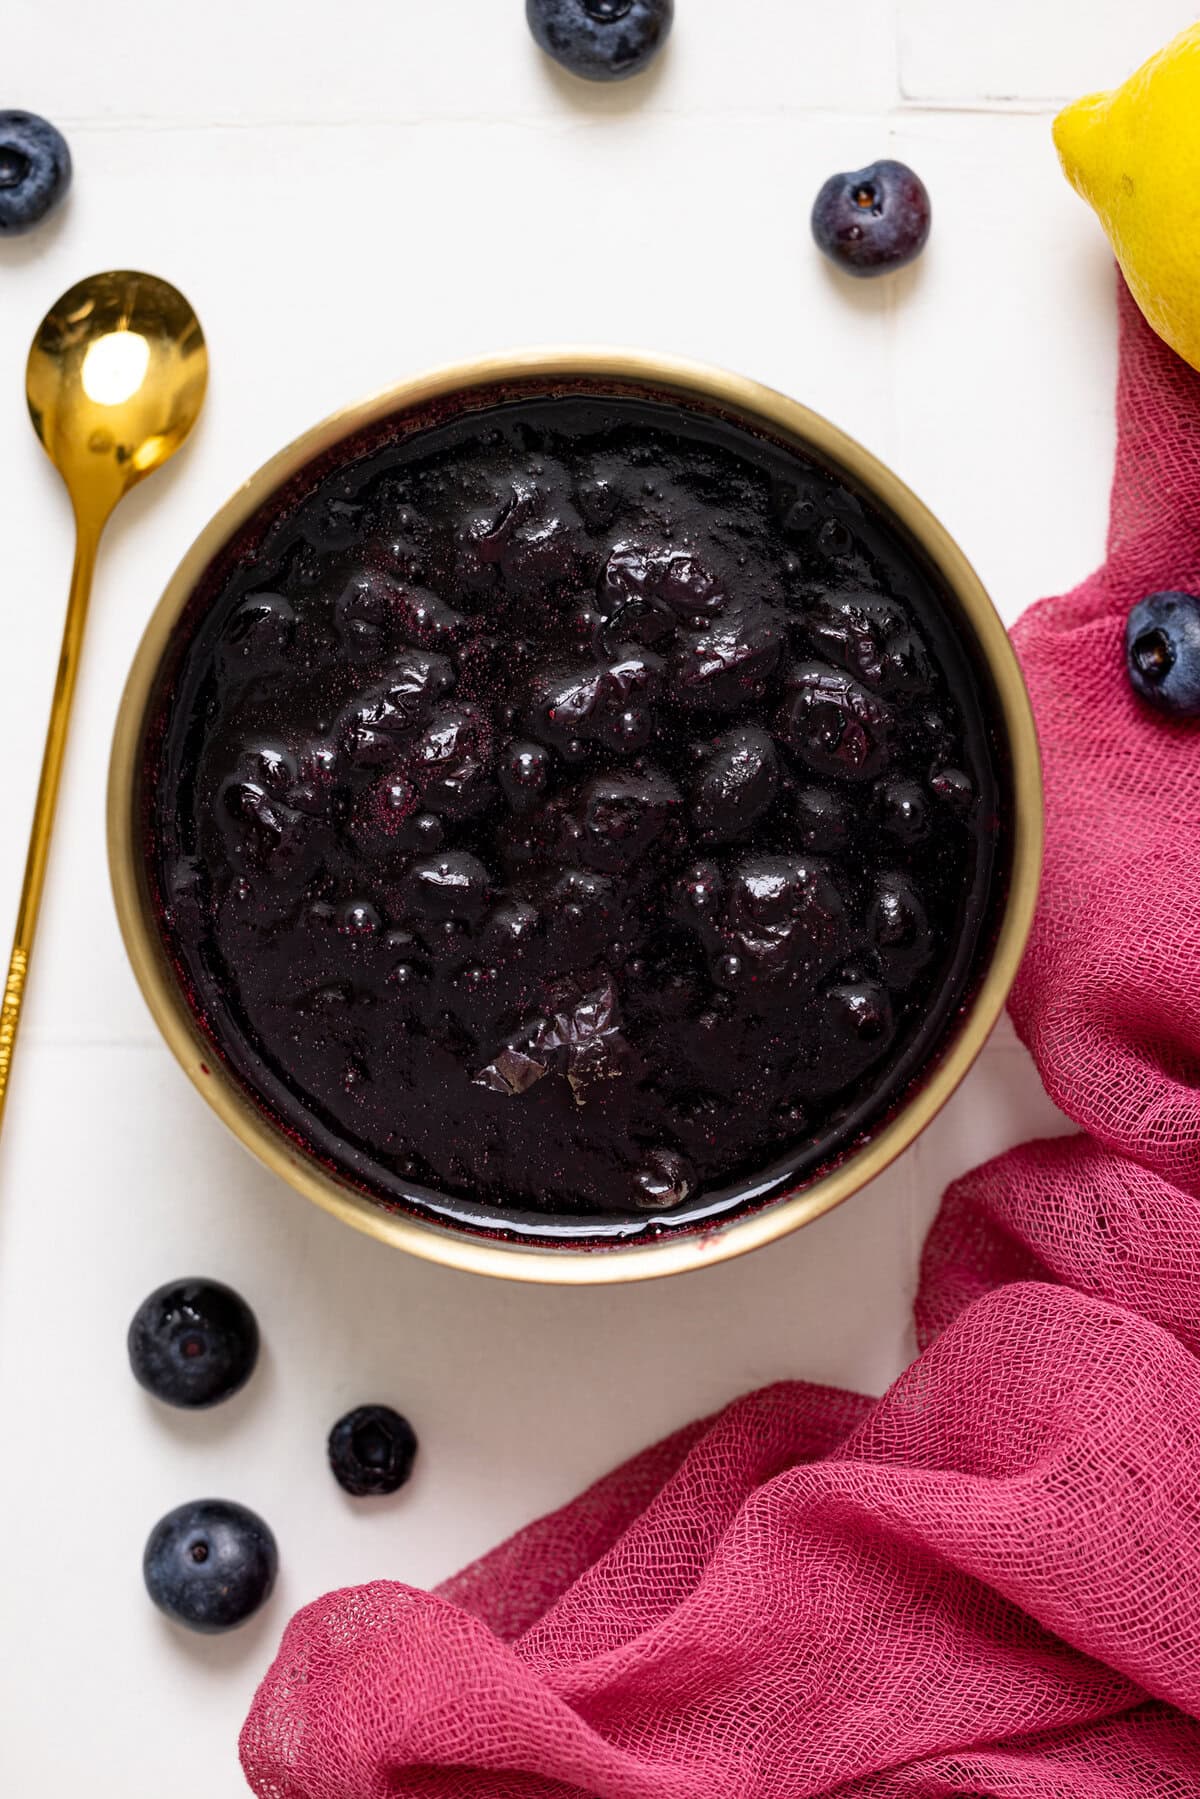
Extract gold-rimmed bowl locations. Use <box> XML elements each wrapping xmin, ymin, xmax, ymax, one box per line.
<box><xmin>108</xmin><ymin>350</ymin><xmax>1042</xmax><ymax>1285</ymax></box>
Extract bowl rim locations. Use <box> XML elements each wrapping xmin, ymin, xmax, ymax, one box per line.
<box><xmin>107</xmin><ymin>345</ymin><xmax>1043</xmax><ymax>1285</ymax></box>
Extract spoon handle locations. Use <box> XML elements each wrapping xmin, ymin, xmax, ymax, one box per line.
<box><xmin>0</xmin><ymin>519</ymin><xmax>100</xmax><ymax>1137</ymax></box>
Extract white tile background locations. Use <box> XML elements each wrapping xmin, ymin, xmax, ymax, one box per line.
<box><xmin>2</xmin><ymin>2</ymin><xmax>1187</xmax><ymax>1792</ymax></box>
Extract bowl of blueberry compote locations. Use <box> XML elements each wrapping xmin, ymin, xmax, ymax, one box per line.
<box><xmin>109</xmin><ymin>351</ymin><xmax>1041</xmax><ymax>1282</ymax></box>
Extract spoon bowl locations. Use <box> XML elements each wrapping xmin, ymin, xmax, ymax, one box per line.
<box><xmin>26</xmin><ymin>269</ymin><xmax>207</xmax><ymax>524</ymax></box>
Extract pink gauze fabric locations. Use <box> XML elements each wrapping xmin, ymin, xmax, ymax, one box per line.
<box><xmin>241</xmin><ymin>281</ymin><xmax>1200</xmax><ymax>1799</ymax></box>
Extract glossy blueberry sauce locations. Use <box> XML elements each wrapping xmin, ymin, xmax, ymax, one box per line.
<box><xmin>147</xmin><ymin>389</ymin><xmax>1008</xmax><ymax>1244</ymax></box>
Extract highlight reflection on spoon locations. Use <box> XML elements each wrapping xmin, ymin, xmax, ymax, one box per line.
<box><xmin>81</xmin><ymin>329</ymin><xmax>152</xmax><ymax>405</ymax></box>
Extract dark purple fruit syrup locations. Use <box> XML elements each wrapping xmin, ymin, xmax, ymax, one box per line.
<box><xmin>147</xmin><ymin>391</ymin><xmax>1009</xmax><ymax>1244</ymax></box>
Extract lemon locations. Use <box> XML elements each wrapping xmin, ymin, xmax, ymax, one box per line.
<box><xmin>1055</xmin><ymin>23</ymin><xmax>1200</xmax><ymax>371</ymax></box>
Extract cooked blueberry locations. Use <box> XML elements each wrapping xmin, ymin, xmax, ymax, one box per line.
<box><xmin>340</xmin><ymin>656</ymin><xmax>456</xmax><ymax>763</ymax></box>
<box><xmin>576</xmin><ymin>475</ymin><xmax>620</xmax><ymax>528</ymax></box>
<box><xmin>794</xmin><ymin>785</ymin><xmax>852</xmax><ymax>853</ymax></box>
<box><xmin>595</xmin><ymin>656</ymin><xmax>662</xmax><ymax>749</ymax></box>
<box><xmin>527</xmin><ymin>654</ymin><xmax>662</xmax><ymax>756</ymax></box>
<box><xmin>631</xmin><ymin>1147</ymin><xmax>695</xmax><ymax>1210</ymax></box>
<box><xmin>530</xmin><ymin>666</ymin><xmax>601</xmax><ymax>752</ymax></box>
<box><xmin>0</xmin><ymin>111</ymin><xmax>71</xmax><ymax>235</ymax></box>
<box><xmin>458</xmin><ymin>476</ymin><xmax>587</xmax><ymax>596</ymax></box>
<box><xmin>503</xmin><ymin>976</ymin><xmax>632</xmax><ymax>1106</ymax></box>
<box><xmin>690</xmin><ymin>726</ymin><xmax>779</xmax><ymax>842</ymax></box>
<box><xmin>578</xmin><ymin>766</ymin><xmax>681</xmax><ymax>873</ymax></box>
<box><xmin>328</xmin><ymin>1404</ymin><xmax>418</xmax><ymax>1497</ymax></box>
<box><xmin>876</xmin><ymin>778</ymin><xmax>929</xmax><ymax>843</ymax></box>
<box><xmin>409</xmin><ymin>704</ymin><xmax>494</xmax><ymax>818</ymax></box>
<box><xmin>402</xmin><ymin>851</ymin><xmax>492</xmax><ymax>925</ymax></box>
<box><xmin>500</xmin><ymin>740</ymin><xmax>553</xmax><ymax>810</ymax></box>
<box><xmin>869</xmin><ymin>873</ymin><xmax>933</xmax><ymax>990</ymax></box>
<box><xmin>813</xmin><ymin>980</ymin><xmax>895</xmax><ymax>1090</ymax></box>
<box><xmin>128</xmin><ymin>1278</ymin><xmax>259</xmax><ymax>1409</ymax></box>
<box><xmin>930</xmin><ymin>766</ymin><xmax>975</xmax><ymax>810</ymax></box>
<box><xmin>602</xmin><ymin>542</ymin><xmax>725</xmax><ymax>619</ymax></box>
<box><xmin>782</xmin><ymin>495</ymin><xmax>820</xmax><ymax>537</ymax></box>
<box><xmin>780</xmin><ymin>662</ymin><xmax>892</xmax><ymax>779</ymax></box>
<box><xmin>596</xmin><ymin>596</ymin><xmax>677</xmax><ymax>658</ymax></box>
<box><xmin>335</xmin><ymin>571</ymin><xmax>397</xmax><ymax>659</ymax></box>
<box><xmin>223</xmin><ymin>593</ymin><xmax>296</xmax><ymax>670</ymax></box>
<box><xmin>144</xmin><ymin>1498</ymin><xmax>277</xmax><ymax>1633</ymax></box>
<box><xmin>481</xmin><ymin>896</ymin><xmax>542</xmax><ymax>961</ymax></box>
<box><xmin>672</xmin><ymin>612</ymin><xmax>785</xmax><ymax>710</ymax></box>
<box><xmin>526</xmin><ymin>0</ymin><xmax>673</xmax><ymax>83</ymax></box>
<box><xmin>807</xmin><ymin>592</ymin><xmax>933</xmax><ymax>693</ymax></box>
<box><xmin>243</xmin><ymin>743</ymin><xmax>298</xmax><ymax>794</ymax></box>
<box><xmin>826</xmin><ymin>980</ymin><xmax>892</xmax><ymax>1041</ymax></box>
<box><xmin>721</xmin><ymin>855</ymin><xmax>847</xmax><ymax>984</ymax></box>
<box><xmin>811</xmin><ymin>159</ymin><xmax>931</xmax><ymax>278</ymax></box>
<box><xmin>1125</xmin><ymin>592</ymin><xmax>1200</xmax><ymax>716</ymax></box>
<box><xmin>218</xmin><ymin>775</ymin><xmax>315</xmax><ymax>883</ymax></box>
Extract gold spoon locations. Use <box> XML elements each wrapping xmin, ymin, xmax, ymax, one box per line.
<box><xmin>0</xmin><ymin>271</ymin><xmax>208</xmax><ymax>1136</ymax></box>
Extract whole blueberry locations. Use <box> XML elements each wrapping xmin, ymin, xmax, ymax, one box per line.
<box><xmin>526</xmin><ymin>0</ymin><xmax>673</xmax><ymax>83</ymax></box>
<box><xmin>144</xmin><ymin>1499</ymin><xmax>277</xmax><ymax>1634</ymax></box>
<box><xmin>127</xmin><ymin>1279</ymin><xmax>259</xmax><ymax>1409</ymax></box>
<box><xmin>1125</xmin><ymin>592</ymin><xmax>1200</xmax><ymax>717</ymax></box>
<box><xmin>328</xmin><ymin>1404</ymin><xmax>418</xmax><ymax>1497</ymax></box>
<box><xmin>0</xmin><ymin>112</ymin><xmax>71</xmax><ymax>236</ymax></box>
<box><xmin>811</xmin><ymin>160</ymin><xmax>931</xmax><ymax>278</ymax></box>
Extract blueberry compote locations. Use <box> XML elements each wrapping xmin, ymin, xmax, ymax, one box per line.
<box><xmin>148</xmin><ymin>389</ymin><xmax>1007</xmax><ymax>1243</ymax></box>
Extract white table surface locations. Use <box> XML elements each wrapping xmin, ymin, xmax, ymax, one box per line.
<box><xmin>2</xmin><ymin>2</ymin><xmax>1188</xmax><ymax>1791</ymax></box>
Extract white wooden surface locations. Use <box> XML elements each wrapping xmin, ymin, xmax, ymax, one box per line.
<box><xmin>2</xmin><ymin>3</ymin><xmax>1188</xmax><ymax>1791</ymax></box>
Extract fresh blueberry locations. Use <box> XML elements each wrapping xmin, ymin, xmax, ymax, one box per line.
<box><xmin>1125</xmin><ymin>592</ymin><xmax>1200</xmax><ymax>717</ymax></box>
<box><xmin>526</xmin><ymin>0</ymin><xmax>673</xmax><ymax>83</ymax></box>
<box><xmin>127</xmin><ymin>1279</ymin><xmax>259</xmax><ymax>1409</ymax></box>
<box><xmin>811</xmin><ymin>159</ymin><xmax>931</xmax><ymax>279</ymax></box>
<box><xmin>328</xmin><ymin>1404</ymin><xmax>418</xmax><ymax>1497</ymax></box>
<box><xmin>0</xmin><ymin>111</ymin><xmax>71</xmax><ymax>236</ymax></box>
<box><xmin>144</xmin><ymin>1498</ymin><xmax>277</xmax><ymax>1634</ymax></box>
